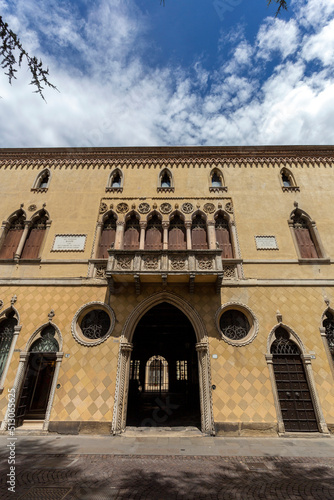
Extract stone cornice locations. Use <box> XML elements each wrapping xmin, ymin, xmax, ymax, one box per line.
<box><xmin>0</xmin><ymin>146</ymin><xmax>333</xmax><ymax>169</ymax></box>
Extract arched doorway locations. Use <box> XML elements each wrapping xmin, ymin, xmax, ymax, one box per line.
<box><xmin>271</xmin><ymin>327</ymin><xmax>318</xmax><ymax>432</ymax></box>
<box><xmin>16</xmin><ymin>324</ymin><xmax>59</xmax><ymax>427</ymax></box>
<box><xmin>126</xmin><ymin>302</ymin><xmax>201</xmax><ymax>428</ymax></box>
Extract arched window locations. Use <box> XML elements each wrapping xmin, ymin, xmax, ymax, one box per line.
<box><xmin>0</xmin><ymin>310</ymin><xmax>17</xmax><ymax>379</ymax></box>
<box><xmin>21</xmin><ymin>210</ymin><xmax>48</xmax><ymax>259</ymax></box>
<box><xmin>191</xmin><ymin>214</ymin><xmax>208</xmax><ymax>250</ymax></box>
<box><xmin>97</xmin><ymin>212</ymin><xmax>117</xmax><ymax>258</ymax></box>
<box><xmin>215</xmin><ymin>213</ymin><xmax>233</xmax><ymax>258</ymax></box>
<box><xmin>210</xmin><ymin>169</ymin><xmax>226</xmax><ymax>192</ymax></box>
<box><xmin>106</xmin><ymin>169</ymin><xmax>123</xmax><ymax>191</ymax></box>
<box><xmin>290</xmin><ymin>210</ymin><xmax>321</xmax><ymax>259</ymax></box>
<box><xmin>145</xmin><ymin>214</ymin><xmax>163</xmax><ymax>250</ymax></box>
<box><xmin>158</xmin><ymin>169</ymin><xmax>174</xmax><ymax>191</ymax></box>
<box><xmin>323</xmin><ymin>311</ymin><xmax>334</xmax><ymax>361</ymax></box>
<box><xmin>123</xmin><ymin>214</ymin><xmax>140</xmax><ymax>250</ymax></box>
<box><xmin>145</xmin><ymin>355</ymin><xmax>168</xmax><ymax>392</ymax></box>
<box><xmin>32</xmin><ymin>169</ymin><xmax>51</xmax><ymax>191</ymax></box>
<box><xmin>168</xmin><ymin>214</ymin><xmax>186</xmax><ymax>250</ymax></box>
<box><xmin>0</xmin><ymin>211</ymin><xmax>25</xmax><ymax>260</ymax></box>
<box><xmin>280</xmin><ymin>168</ymin><xmax>299</xmax><ymax>192</ymax></box>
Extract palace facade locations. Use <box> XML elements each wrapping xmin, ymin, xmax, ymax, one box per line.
<box><xmin>0</xmin><ymin>146</ymin><xmax>334</xmax><ymax>436</ymax></box>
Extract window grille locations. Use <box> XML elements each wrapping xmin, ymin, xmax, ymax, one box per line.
<box><xmin>30</xmin><ymin>325</ymin><xmax>59</xmax><ymax>353</ymax></box>
<box><xmin>220</xmin><ymin>310</ymin><xmax>250</xmax><ymax>340</ymax></box>
<box><xmin>271</xmin><ymin>327</ymin><xmax>300</xmax><ymax>355</ymax></box>
<box><xmin>176</xmin><ymin>360</ymin><xmax>188</xmax><ymax>381</ymax></box>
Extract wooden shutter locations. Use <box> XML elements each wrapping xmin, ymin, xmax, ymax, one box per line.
<box><xmin>215</xmin><ymin>218</ymin><xmax>233</xmax><ymax>258</ymax></box>
<box><xmin>294</xmin><ymin>227</ymin><xmax>318</xmax><ymax>258</ymax></box>
<box><xmin>169</xmin><ymin>226</ymin><xmax>186</xmax><ymax>250</ymax></box>
<box><xmin>21</xmin><ymin>228</ymin><xmax>45</xmax><ymax>259</ymax></box>
<box><xmin>145</xmin><ymin>227</ymin><xmax>162</xmax><ymax>250</ymax></box>
<box><xmin>0</xmin><ymin>229</ymin><xmax>23</xmax><ymax>259</ymax></box>
<box><xmin>97</xmin><ymin>228</ymin><xmax>116</xmax><ymax>258</ymax></box>
<box><xmin>124</xmin><ymin>224</ymin><xmax>140</xmax><ymax>249</ymax></box>
<box><xmin>191</xmin><ymin>216</ymin><xmax>208</xmax><ymax>249</ymax></box>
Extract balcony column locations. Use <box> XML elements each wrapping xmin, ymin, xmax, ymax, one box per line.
<box><xmin>207</xmin><ymin>221</ymin><xmax>216</xmax><ymax>250</ymax></box>
<box><xmin>139</xmin><ymin>221</ymin><xmax>147</xmax><ymax>250</ymax></box>
<box><xmin>162</xmin><ymin>221</ymin><xmax>169</xmax><ymax>250</ymax></box>
<box><xmin>14</xmin><ymin>221</ymin><xmax>30</xmax><ymax>261</ymax></box>
<box><xmin>185</xmin><ymin>221</ymin><xmax>192</xmax><ymax>250</ymax></box>
<box><xmin>115</xmin><ymin>221</ymin><xmax>125</xmax><ymax>249</ymax></box>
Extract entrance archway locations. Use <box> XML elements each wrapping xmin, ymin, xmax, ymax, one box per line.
<box><xmin>126</xmin><ymin>303</ymin><xmax>201</xmax><ymax>428</ymax></box>
<box><xmin>112</xmin><ymin>292</ymin><xmax>214</xmax><ymax>435</ymax></box>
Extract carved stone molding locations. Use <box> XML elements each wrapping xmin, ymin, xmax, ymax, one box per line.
<box><xmin>138</xmin><ymin>202</ymin><xmax>150</xmax><ymax>214</ymax></box>
<box><xmin>215</xmin><ymin>301</ymin><xmax>259</xmax><ymax>347</ymax></box>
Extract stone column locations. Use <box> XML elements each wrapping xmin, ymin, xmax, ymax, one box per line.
<box><xmin>302</xmin><ymin>354</ymin><xmax>329</xmax><ymax>434</ymax></box>
<box><xmin>0</xmin><ymin>324</ymin><xmax>21</xmax><ymax>390</ymax></box>
<box><xmin>185</xmin><ymin>221</ymin><xmax>192</xmax><ymax>250</ymax></box>
<box><xmin>207</xmin><ymin>221</ymin><xmax>216</xmax><ymax>250</ymax></box>
<box><xmin>43</xmin><ymin>352</ymin><xmax>64</xmax><ymax>431</ymax></box>
<box><xmin>111</xmin><ymin>342</ymin><xmax>133</xmax><ymax>434</ymax></box>
<box><xmin>1</xmin><ymin>352</ymin><xmax>29</xmax><ymax>430</ymax></box>
<box><xmin>93</xmin><ymin>221</ymin><xmax>103</xmax><ymax>257</ymax></box>
<box><xmin>115</xmin><ymin>221</ymin><xmax>125</xmax><ymax>250</ymax></box>
<box><xmin>14</xmin><ymin>221</ymin><xmax>30</xmax><ymax>260</ymax></box>
<box><xmin>162</xmin><ymin>222</ymin><xmax>169</xmax><ymax>250</ymax></box>
<box><xmin>196</xmin><ymin>341</ymin><xmax>214</xmax><ymax>435</ymax></box>
<box><xmin>139</xmin><ymin>222</ymin><xmax>147</xmax><ymax>250</ymax></box>
<box><xmin>265</xmin><ymin>354</ymin><xmax>285</xmax><ymax>434</ymax></box>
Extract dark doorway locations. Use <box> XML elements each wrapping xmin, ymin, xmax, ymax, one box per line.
<box><xmin>16</xmin><ymin>325</ymin><xmax>59</xmax><ymax>427</ymax></box>
<box><xmin>126</xmin><ymin>302</ymin><xmax>201</xmax><ymax>428</ymax></box>
<box><xmin>271</xmin><ymin>327</ymin><xmax>318</xmax><ymax>432</ymax></box>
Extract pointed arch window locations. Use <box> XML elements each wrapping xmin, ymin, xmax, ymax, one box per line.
<box><xmin>145</xmin><ymin>214</ymin><xmax>163</xmax><ymax>250</ymax></box>
<box><xmin>191</xmin><ymin>214</ymin><xmax>208</xmax><ymax>250</ymax></box>
<box><xmin>289</xmin><ymin>210</ymin><xmax>325</xmax><ymax>260</ymax></box>
<box><xmin>32</xmin><ymin>169</ymin><xmax>51</xmax><ymax>192</ymax></box>
<box><xmin>280</xmin><ymin>168</ymin><xmax>299</xmax><ymax>192</ymax></box>
<box><xmin>158</xmin><ymin>169</ymin><xmax>174</xmax><ymax>192</ymax></box>
<box><xmin>215</xmin><ymin>213</ymin><xmax>233</xmax><ymax>258</ymax></box>
<box><xmin>145</xmin><ymin>355</ymin><xmax>169</xmax><ymax>392</ymax></box>
<box><xmin>21</xmin><ymin>210</ymin><xmax>48</xmax><ymax>260</ymax></box>
<box><xmin>210</xmin><ymin>169</ymin><xmax>227</xmax><ymax>192</ymax></box>
<box><xmin>0</xmin><ymin>211</ymin><xmax>25</xmax><ymax>260</ymax></box>
<box><xmin>0</xmin><ymin>310</ymin><xmax>17</xmax><ymax>379</ymax></box>
<box><xmin>97</xmin><ymin>212</ymin><xmax>117</xmax><ymax>259</ymax></box>
<box><xmin>106</xmin><ymin>169</ymin><xmax>123</xmax><ymax>192</ymax></box>
<box><xmin>323</xmin><ymin>311</ymin><xmax>334</xmax><ymax>362</ymax></box>
<box><xmin>168</xmin><ymin>214</ymin><xmax>186</xmax><ymax>250</ymax></box>
<box><xmin>124</xmin><ymin>214</ymin><xmax>140</xmax><ymax>250</ymax></box>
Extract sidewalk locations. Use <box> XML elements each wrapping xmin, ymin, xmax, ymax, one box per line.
<box><xmin>0</xmin><ymin>431</ymin><xmax>334</xmax><ymax>457</ymax></box>
<box><xmin>1</xmin><ymin>432</ymin><xmax>334</xmax><ymax>499</ymax></box>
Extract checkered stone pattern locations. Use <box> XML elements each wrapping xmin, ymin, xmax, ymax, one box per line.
<box><xmin>1</xmin><ymin>283</ymin><xmax>334</xmax><ymax>428</ymax></box>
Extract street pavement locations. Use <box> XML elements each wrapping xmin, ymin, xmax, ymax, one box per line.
<box><xmin>0</xmin><ymin>432</ymin><xmax>334</xmax><ymax>499</ymax></box>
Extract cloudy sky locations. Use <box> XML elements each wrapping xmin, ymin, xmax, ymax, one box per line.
<box><xmin>0</xmin><ymin>0</ymin><xmax>333</xmax><ymax>147</ymax></box>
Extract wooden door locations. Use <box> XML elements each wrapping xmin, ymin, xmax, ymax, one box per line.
<box><xmin>16</xmin><ymin>353</ymin><xmax>56</xmax><ymax>425</ymax></box>
<box><xmin>145</xmin><ymin>216</ymin><xmax>162</xmax><ymax>250</ymax></box>
<box><xmin>124</xmin><ymin>221</ymin><xmax>140</xmax><ymax>249</ymax></box>
<box><xmin>273</xmin><ymin>350</ymin><xmax>318</xmax><ymax>432</ymax></box>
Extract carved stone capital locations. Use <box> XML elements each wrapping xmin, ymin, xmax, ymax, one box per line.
<box><xmin>120</xmin><ymin>342</ymin><xmax>133</xmax><ymax>353</ymax></box>
<box><xmin>139</xmin><ymin>221</ymin><xmax>147</xmax><ymax>229</ymax></box>
<box><xmin>196</xmin><ymin>341</ymin><xmax>208</xmax><ymax>353</ymax></box>
<box><xmin>116</xmin><ymin>221</ymin><xmax>125</xmax><ymax>227</ymax></box>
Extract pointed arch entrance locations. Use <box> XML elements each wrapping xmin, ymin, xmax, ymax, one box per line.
<box><xmin>266</xmin><ymin>324</ymin><xmax>329</xmax><ymax>434</ymax></box>
<box><xmin>112</xmin><ymin>292</ymin><xmax>214</xmax><ymax>435</ymax></box>
<box><xmin>126</xmin><ymin>303</ymin><xmax>200</xmax><ymax>428</ymax></box>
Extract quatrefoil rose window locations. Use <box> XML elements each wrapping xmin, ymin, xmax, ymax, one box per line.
<box><xmin>215</xmin><ymin>303</ymin><xmax>258</xmax><ymax>347</ymax></box>
<box><xmin>72</xmin><ymin>302</ymin><xmax>115</xmax><ymax>346</ymax></box>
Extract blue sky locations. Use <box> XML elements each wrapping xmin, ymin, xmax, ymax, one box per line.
<box><xmin>0</xmin><ymin>0</ymin><xmax>333</xmax><ymax>147</ymax></box>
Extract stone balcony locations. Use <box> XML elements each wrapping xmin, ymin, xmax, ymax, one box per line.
<box><xmin>93</xmin><ymin>249</ymin><xmax>242</xmax><ymax>294</ymax></box>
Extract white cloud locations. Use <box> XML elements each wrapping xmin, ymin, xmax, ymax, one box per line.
<box><xmin>0</xmin><ymin>0</ymin><xmax>334</xmax><ymax>147</ymax></box>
